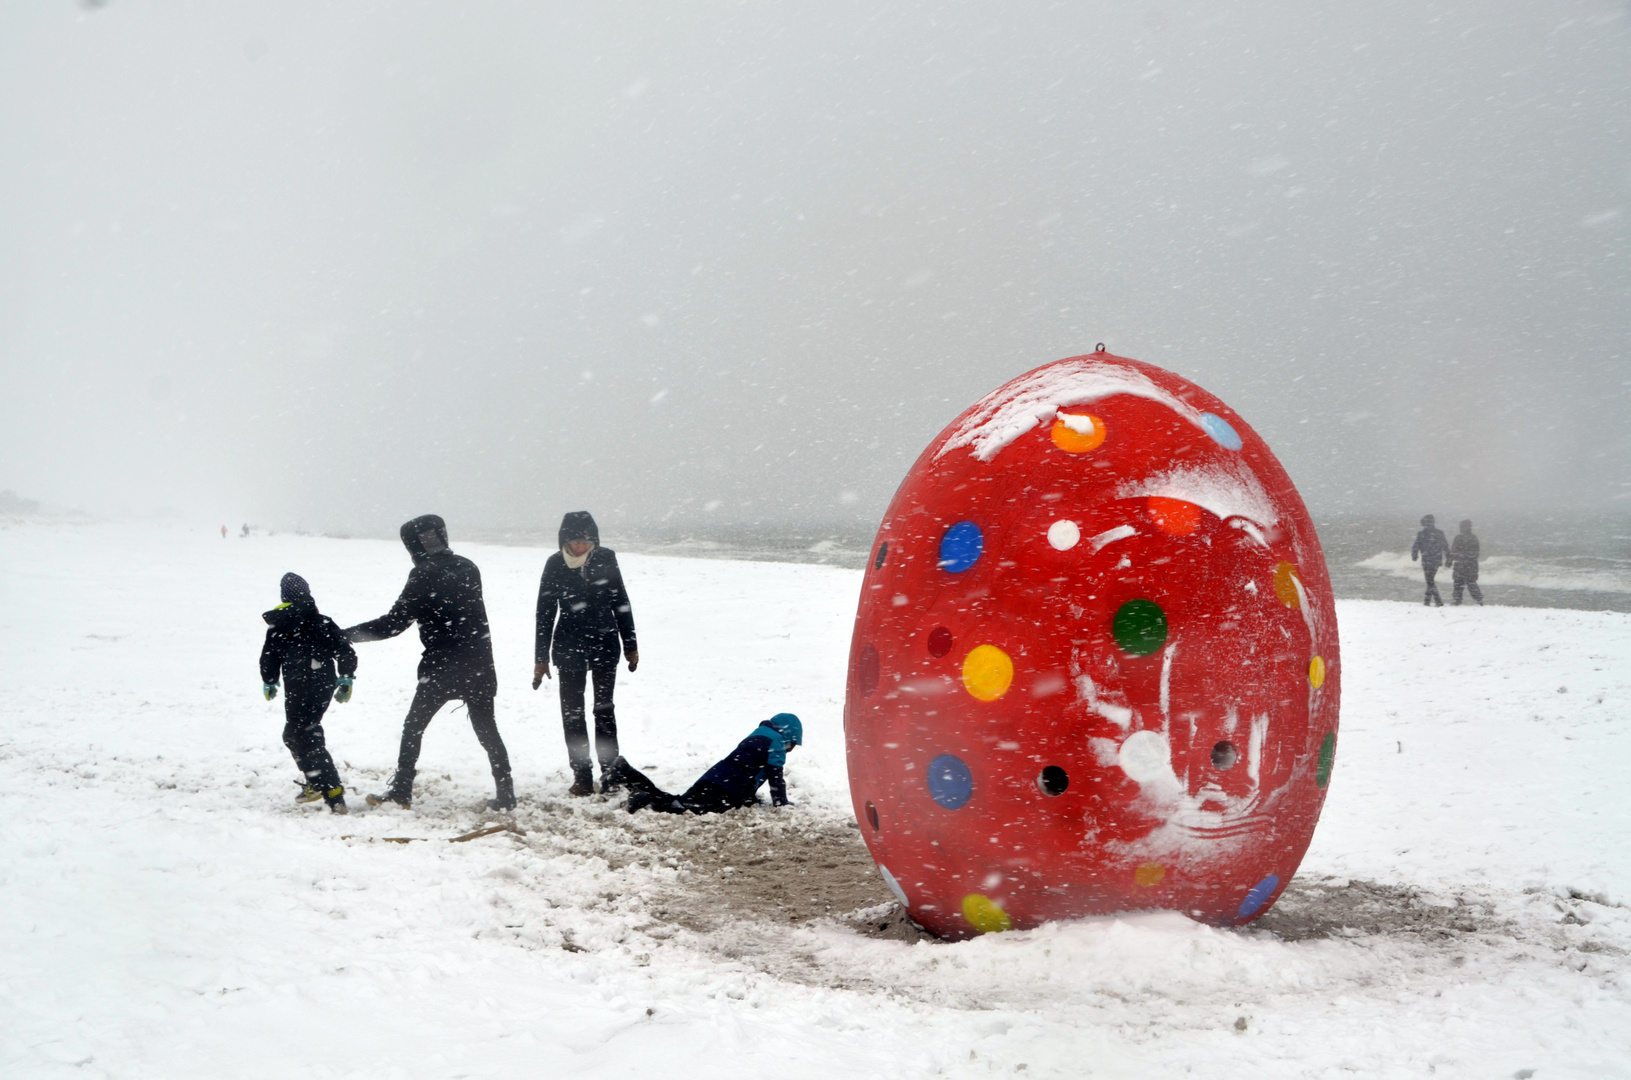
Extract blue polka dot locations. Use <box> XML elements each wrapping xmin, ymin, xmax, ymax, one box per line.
<box><xmin>1200</xmin><ymin>412</ymin><xmax>1243</xmax><ymax>451</ymax></box>
<box><xmin>927</xmin><ymin>754</ymin><xmax>973</xmax><ymax>810</ymax></box>
<box><xmin>938</xmin><ymin>521</ymin><xmax>984</xmax><ymax>573</ymax></box>
<box><xmin>1238</xmin><ymin>874</ymin><xmax>1279</xmax><ymax>919</ymax></box>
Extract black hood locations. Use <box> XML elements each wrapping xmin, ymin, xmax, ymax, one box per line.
<box><xmin>401</xmin><ymin>514</ymin><xmax>451</xmax><ymax>566</ymax></box>
<box><xmin>264</xmin><ymin>593</ymin><xmax>317</xmax><ymax>630</ymax></box>
<box><xmin>558</xmin><ymin>511</ymin><xmax>600</xmax><ymax>548</ymax></box>
<box><xmin>1460</xmin><ymin>519</ymin><xmax>1473</xmax><ymax>533</ymax></box>
<box><xmin>1420</xmin><ymin>515</ymin><xmax>1436</xmax><ymax>527</ymax></box>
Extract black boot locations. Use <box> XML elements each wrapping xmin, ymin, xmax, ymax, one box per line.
<box><xmin>488</xmin><ymin>775</ymin><xmax>516</xmax><ymax>812</ymax></box>
<box><xmin>568</xmin><ymin>766</ymin><xmax>594</xmax><ymax>797</ymax></box>
<box><xmin>366</xmin><ymin>771</ymin><xmax>413</xmax><ymax>809</ymax></box>
<box><xmin>599</xmin><ymin>758</ymin><xmax>626</xmax><ymax>795</ymax></box>
<box><xmin>325</xmin><ymin>786</ymin><xmax>348</xmax><ymax>814</ymax></box>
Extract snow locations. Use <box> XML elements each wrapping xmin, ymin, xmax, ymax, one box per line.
<box><xmin>935</xmin><ymin>357</ymin><xmax>1209</xmax><ymax>463</ymax></box>
<box><xmin>1116</xmin><ymin>462</ymin><xmax>1280</xmax><ymax>529</ymax></box>
<box><xmin>2</xmin><ymin>519</ymin><xmax>1629</xmax><ymax>1078</ymax></box>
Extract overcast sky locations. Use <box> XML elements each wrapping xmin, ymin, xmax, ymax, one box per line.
<box><xmin>1</xmin><ymin>0</ymin><xmax>1627</xmax><ymax>536</ymax></box>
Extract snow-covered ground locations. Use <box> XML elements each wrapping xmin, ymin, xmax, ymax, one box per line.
<box><xmin>2</xmin><ymin>519</ymin><xmax>1628</xmax><ymax>1079</ymax></box>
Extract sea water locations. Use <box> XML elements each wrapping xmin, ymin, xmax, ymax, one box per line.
<box><xmin>471</xmin><ymin>513</ymin><xmax>1631</xmax><ymax>614</ymax></box>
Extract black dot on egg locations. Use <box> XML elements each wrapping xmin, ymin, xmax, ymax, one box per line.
<box><xmin>1038</xmin><ymin>766</ymin><xmax>1069</xmax><ymax>796</ymax></box>
<box><xmin>1212</xmin><ymin>741</ymin><xmax>1238</xmax><ymax>770</ymax></box>
<box><xmin>874</xmin><ymin>541</ymin><xmax>889</xmax><ymax>569</ymax></box>
<box><xmin>866</xmin><ymin>801</ymin><xmax>880</xmax><ymax>831</ymax></box>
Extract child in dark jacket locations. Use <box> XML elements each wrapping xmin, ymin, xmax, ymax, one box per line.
<box><xmin>610</xmin><ymin>714</ymin><xmax>802</xmax><ymax>814</ymax></box>
<box><xmin>260</xmin><ymin>572</ymin><xmax>357</xmax><ymax>813</ymax></box>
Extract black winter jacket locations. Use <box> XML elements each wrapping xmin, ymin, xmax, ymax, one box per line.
<box><xmin>347</xmin><ymin>515</ymin><xmax>498</xmax><ymax>696</ymax></box>
<box><xmin>261</xmin><ymin>597</ymin><xmax>357</xmax><ymax>706</ymax></box>
<box><xmin>535</xmin><ymin>547</ymin><xmax>637</xmax><ymax>670</ymax></box>
<box><xmin>695</xmin><ymin>722</ymin><xmax>793</xmax><ymax>806</ymax></box>
<box><xmin>1450</xmin><ymin>532</ymin><xmax>1480</xmax><ymax>581</ymax></box>
<box><xmin>1411</xmin><ymin>526</ymin><xmax>1450</xmax><ymax>571</ymax></box>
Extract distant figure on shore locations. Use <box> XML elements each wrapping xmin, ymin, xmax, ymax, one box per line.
<box><xmin>1449</xmin><ymin>519</ymin><xmax>1484</xmax><ymax>606</ymax></box>
<box><xmin>221</xmin><ymin>524</ymin><xmax>227</xmax><ymax>539</ymax></box>
<box><xmin>1410</xmin><ymin>514</ymin><xmax>1450</xmax><ymax>607</ymax></box>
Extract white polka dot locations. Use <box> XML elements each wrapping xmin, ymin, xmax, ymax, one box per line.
<box><xmin>1047</xmin><ymin>519</ymin><xmax>1081</xmax><ymax>550</ymax></box>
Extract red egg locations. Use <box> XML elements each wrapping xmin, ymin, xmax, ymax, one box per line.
<box><xmin>845</xmin><ymin>352</ymin><xmax>1340</xmax><ymax>938</ymax></box>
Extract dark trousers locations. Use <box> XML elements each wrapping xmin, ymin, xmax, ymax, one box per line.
<box><xmin>1453</xmin><ymin>577</ymin><xmax>1484</xmax><ymax>605</ymax></box>
<box><xmin>389</xmin><ymin>680</ymin><xmax>511</xmax><ymax>798</ymax></box>
<box><xmin>283</xmin><ymin>695</ymin><xmax>342</xmax><ymax>795</ymax></box>
<box><xmin>616</xmin><ymin>761</ymin><xmax>748</xmax><ymax>815</ymax></box>
<box><xmin>1422</xmin><ymin>566</ymin><xmax>1443</xmax><ymax>606</ymax></box>
<box><xmin>559</xmin><ymin>666</ymin><xmax>618</xmax><ymax>776</ymax></box>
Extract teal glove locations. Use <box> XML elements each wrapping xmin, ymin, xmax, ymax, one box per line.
<box><xmin>334</xmin><ymin>676</ymin><xmax>354</xmax><ymax>704</ymax></box>
<box><xmin>263</xmin><ymin>683</ymin><xmax>278</xmax><ymax>701</ymax></box>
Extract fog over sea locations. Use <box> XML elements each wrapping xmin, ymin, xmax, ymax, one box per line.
<box><xmin>464</xmin><ymin>512</ymin><xmax>1631</xmax><ymax>615</ymax></box>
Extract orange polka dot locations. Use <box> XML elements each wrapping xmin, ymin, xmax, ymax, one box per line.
<box><xmin>1272</xmin><ymin>562</ymin><xmax>1302</xmax><ymax>608</ymax></box>
<box><xmin>1309</xmin><ymin>655</ymin><xmax>1326</xmax><ymax>689</ymax></box>
<box><xmin>1050</xmin><ymin>412</ymin><xmax>1106</xmax><ymax>453</ymax></box>
<box><xmin>1148</xmin><ymin>497</ymin><xmax>1201</xmax><ymax>535</ymax></box>
<box><xmin>1134</xmin><ymin>862</ymin><xmax>1167</xmax><ymax>887</ymax></box>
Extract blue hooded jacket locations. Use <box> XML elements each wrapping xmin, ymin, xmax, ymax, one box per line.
<box><xmin>694</xmin><ymin>713</ymin><xmax>802</xmax><ymax>806</ymax></box>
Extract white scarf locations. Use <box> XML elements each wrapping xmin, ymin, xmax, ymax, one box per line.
<box><xmin>561</xmin><ymin>544</ymin><xmax>592</xmax><ymax>570</ymax></box>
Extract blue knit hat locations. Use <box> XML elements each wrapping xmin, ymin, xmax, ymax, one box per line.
<box><xmin>764</xmin><ymin>713</ymin><xmax>803</xmax><ymax>747</ymax></box>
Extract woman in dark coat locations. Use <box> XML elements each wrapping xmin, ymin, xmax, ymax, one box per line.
<box><xmin>533</xmin><ymin>511</ymin><xmax>638</xmax><ymax>796</ymax></box>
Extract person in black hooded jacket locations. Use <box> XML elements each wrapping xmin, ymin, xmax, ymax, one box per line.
<box><xmin>1449</xmin><ymin>519</ymin><xmax>1484</xmax><ymax>606</ymax></box>
<box><xmin>346</xmin><ymin>515</ymin><xmax>514</xmax><ymax>810</ymax></box>
<box><xmin>1410</xmin><ymin>514</ymin><xmax>1450</xmax><ymax>607</ymax></box>
<box><xmin>533</xmin><ymin>511</ymin><xmax>638</xmax><ymax>796</ymax></box>
<box><xmin>260</xmin><ymin>572</ymin><xmax>356</xmax><ymax>813</ymax></box>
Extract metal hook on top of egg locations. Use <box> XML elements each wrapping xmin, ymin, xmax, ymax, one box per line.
<box><xmin>846</xmin><ymin>351</ymin><xmax>1340</xmax><ymax>939</ymax></box>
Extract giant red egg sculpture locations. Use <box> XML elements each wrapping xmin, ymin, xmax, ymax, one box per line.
<box><xmin>845</xmin><ymin>351</ymin><xmax>1339</xmax><ymax>938</ymax></box>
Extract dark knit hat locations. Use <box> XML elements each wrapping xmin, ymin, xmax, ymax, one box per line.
<box><xmin>280</xmin><ymin>572</ymin><xmax>311</xmax><ymax>603</ymax></box>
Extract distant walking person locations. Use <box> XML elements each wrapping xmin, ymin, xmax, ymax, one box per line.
<box><xmin>533</xmin><ymin>511</ymin><xmax>638</xmax><ymax>797</ymax></box>
<box><xmin>1449</xmin><ymin>519</ymin><xmax>1484</xmax><ymax>606</ymax></box>
<box><xmin>260</xmin><ymin>572</ymin><xmax>356</xmax><ymax>813</ymax></box>
<box><xmin>347</xmin><ymin>515</ymin><xmax>514</xmax><ymax>811</ymax></box>
<box><xmin>1410</xmin><ymin>514</ymin><xmax>1450</xmax><ymax>607</ymax></box>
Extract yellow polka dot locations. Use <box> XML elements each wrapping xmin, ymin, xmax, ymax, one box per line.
<box><xmin>1308</xmin><ymin>655</ymin><xmax>1326</xmax><ymax>689</ymax></box>
<box><xmin>961</xmin><ymin>644</ymin><xmax>1014</xmax><ymax>702</ymax></box>
<box><xmin>1134</xmin><ymin>862</ymin><xmax>1166</xmax><ymax>888</ymax></box>
<box><xmin>1272</xmin><ymin>562</ymin><xmax>1302</xmax><ymax>609</ymax></box>
<box><xmin>1050</xmin><ymin>412</ymin><xmax>1106</xmax><ymax>453</ymax></box>
<box><xmin>962</xmin><ymin>893</ymin><xmax>1013</xmax><ymax>933</ymax></box>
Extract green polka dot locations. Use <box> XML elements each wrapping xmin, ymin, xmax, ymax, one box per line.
<box><xmin>1316</xmin><ymin>732</ymin><xmax>1336</xmax><ymax>788</ymax></box>
<box><xmin>1112</xmin><ymin>599</ymin><xmax>1168</xmax><ymax>657</ymax></box>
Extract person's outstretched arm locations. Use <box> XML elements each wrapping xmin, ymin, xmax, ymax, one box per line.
<box><xmin>766</xmin><ymin>764</ymin><xmax>791</xmax><ymax>807</ymax></box>
<box><xmin>346</xmin><ymin>575</ymin><xmax>419</xmax><ymax>643</ymax></box>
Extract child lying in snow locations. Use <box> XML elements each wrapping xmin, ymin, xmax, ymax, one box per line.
<box><xmin>609</xmin><ymin>713</ymin><xmax>802</xmax><ymax>814</ymax></box>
